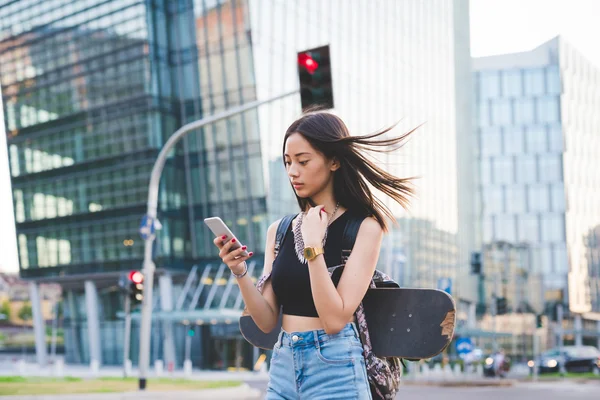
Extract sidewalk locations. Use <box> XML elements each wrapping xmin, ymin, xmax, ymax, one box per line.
<box><xmin>0</xmin><ymin>360</ymin><xmax>269</xmax><ymax>382</ymax></box>
<box><xmin>0</xmin><ymin>385</ymin><xmax>261</xmax><ymax>400</ymax></box>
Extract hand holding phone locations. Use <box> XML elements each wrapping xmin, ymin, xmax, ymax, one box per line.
<box><xmin>204</xmin><ymin>217</ymin><xmax>253</xmax><ymax>268</ymax></box>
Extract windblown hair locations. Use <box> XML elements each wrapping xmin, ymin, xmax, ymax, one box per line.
<box><xmin>283</xmin><ymin>110</ymin><xmax>417</xmax><ymax>232</ymax></box>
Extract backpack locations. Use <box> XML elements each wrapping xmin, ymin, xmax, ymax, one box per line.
<box><xmin>270</xmin><ymin>213</ymin><xmax>403</xmax><ymax>399</ymax></box>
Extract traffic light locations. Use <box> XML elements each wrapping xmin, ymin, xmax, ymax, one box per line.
<box><xmin>470</xmin><ymin>251</ymin><xmax>482</xmax><ymax>274</ymax></box>
<box><xmin>128</xmin><ymin>270</ymin><xmax>144</xmax><ymax>304</ymax></box>
<box><xmin>536</xmin><ymin>314</ymin><xmax>543</xmax><ymax>328</ymax></box>
<box><xmin>496</xmin><ymin>297</ymin><xmax>507</xmax><ymax>315</ymax></box>
<box><xmin>297</xmin><ymin>45</ymin><xmax>334</xmax><ymax>111</ymax></box>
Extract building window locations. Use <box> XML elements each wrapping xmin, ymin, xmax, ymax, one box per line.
<box><xmin>496</xmin><ymin>215</ymin><xmax>516</xmax><ymax>242</ymax></box>
<box><xmin>493</xmin><ymin>156</ymin><xmax>514</xmax><ymax>184</ymax></box>
<box><xmin>478</xmin><ymin>101</ymin><xmax>491</xmax><ymax>127</ymax></box>
<box><xmin>524</xmin><ymin>68</ymin><xmax>545</xmax><ymax>95</ymax></box>
<box><xmin>491</xmin><ymin>99</ymin><xmax>512</xmax><ymax>125</ymax></box>
<box><xmin>541</xmin><ymin>215</ymin><xmax>565</xmax><ymax>243</ymax></box>
<box><xmin>502</xmin><ymin>69</ymin><xmax>522</xmax><ymax>97</ymax></box>
<box><xmin>518</xmin><ymin>215</ymin><xmax>539</xmax><ymax>242</ymax></box>
<box><xmin>506</xmin><ymin>186</ymin><xmax>526</xmax><ymax>213</ymax></box>
<box><xmin>537</xmin><ymin>96</ymin><xmax>560</xmax><ymax>123</ymax></box>
<box><xmin>481</xmin><ymin>157</ymin><xmax>492</xmax><ymax>185</ymax></box>
<box><xmin>539</xmin><ymin>155</ymin><xmax>562</xmax><ymax>182</ymax></box>
<box><xmin>550</xmin><ymin>184</ymin><xmax>565</xmax><ymax>212</ymax></box>
<box><xmin>548</xmin><ymin>124</ymin><xmax>564</xmax><ymax>152</ymax></box>
<box><xmin>504</xmin><ymin>127</ymin><xmax>524</xmax><ymax>154</ymax></box>
<box><xmin>525</xmin><ymin>126</ymin><xmax>548</xmax><ymax>153</ymax></box>
<box><xmin>528</xmin><ymin>184</ymin><xmax>549</xmax><ymax>212</ymax></box>
<box><xmin>483</xmin><ymin>186</ymin><xmax>504</xmax><ymax>213</ymax></box>
<box><xmin>546</xmin><ymin>65</ymin><xmax>561</xmax><ymax>95</ymax></box>
<box><xmin>516</xmin><ymin>156</ymin><xmax>537</xmax><ymax>183</ymax></box>
<box><xmin>480</xmin><ymin>71</ymin><xmax>500</xmax><ymax>99</ymax></box>
<box><xmin>513</xmin><ymin>98</ymin><xmax>535</xmax><ymax>125</ymax></box>
<box><xmin>480</xmin><ymin>127</ymin><xmax>502</xmax><ymax>155</ymax></box>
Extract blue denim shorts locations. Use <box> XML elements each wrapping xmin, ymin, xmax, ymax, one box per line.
<box><xmin>266</xmin><ymin>322</ymin><xmax>372</xmax><ymax>399</ymax></box>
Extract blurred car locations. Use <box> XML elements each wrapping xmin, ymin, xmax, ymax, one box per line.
<box><xmin>483</xmin><ymin>352</ymin><xmax>511</xmax><ymax>378</ymax></box>
<box><xmin>528</xmin><ymin>346</ymin><xmax>600</xmax><ymax>374</ymax></box>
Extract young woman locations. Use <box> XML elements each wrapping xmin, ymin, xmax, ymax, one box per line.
<box><xmin>213</xmin><ymin>111</ymin><xmax>413</xmax><ymax>399</ymax></box>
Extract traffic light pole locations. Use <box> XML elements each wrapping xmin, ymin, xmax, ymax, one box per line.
<box><xmin>123</xmin><ymin>295</ymin><xmax>131</xmax><ymax>377</ymax></box>
<box><xmin>137</xmin><ymin>90</ymin><xmax>297</xmax><ymax>390</ymax></box>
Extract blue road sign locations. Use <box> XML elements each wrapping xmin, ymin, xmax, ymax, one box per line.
<box><xmin>456</xmin><ymin>337</ymin><xmax>474</xmax><ymax>356</ymax></box>
<box><xmin>437</xmin><ymin>277</ymin><xmax>452</xmax><ymax>295</ymax></box>
<box><xmin>139</xmin><ymin>215</ymin><xmax>156</xmax><ymax>240</ymax></box>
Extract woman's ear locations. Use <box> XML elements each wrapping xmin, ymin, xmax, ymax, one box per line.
<box><xmin>330</xmin><ymin>157</ymin><xmax>341</xmax><ymax>172</ymax></box>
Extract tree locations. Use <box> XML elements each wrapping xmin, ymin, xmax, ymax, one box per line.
<box><xmin>0</xmin><ymin>300</ymin><xmax>10</xmax><ymax>321</ymax></box>
<box><xmin>18</xmin><ymin>302</ymin><xmax>32</xmax><ymax>322</ymax></box>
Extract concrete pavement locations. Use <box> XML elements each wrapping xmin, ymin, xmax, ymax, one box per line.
<box><xmin>0</xmin><ymin>385</ymin><xmax>261</xmax><ymax>400</ymax></box>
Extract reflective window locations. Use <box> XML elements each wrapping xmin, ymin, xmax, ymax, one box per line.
<box><xmin>505</xmin><ymin>186</ymin><xmax>526</xmax><ymax>213</ymax></box>
<box><xmin>524</xmin><ymin>68</ymin><xmax>545</xmax><ymax>95</ymax></box>
<box><xmin>518</xmin><ymin>215</ymin><xmax>539</xmax><ymax>242</ymax></box>
<box><xmin>539</xmin><ymin>155</ymin><xmax>562</xmax><ymax>182</ymax></box>
<box><xmin>548</xmin><ymin>124</ymin><xmax>564</xmax><ymax>152</ymax></box>
<box><xmin>483</xmin><ymin>186</ymin><xmax>504</xmax><ymax>213</ymax></box>
<box><xmin>551</xmin><ymin>184</ymin><xmax>565</xmax><ymax>211</ymax></box>
<box><xmin>541</xmin><ymin>215</ymin><xmax>565</xmax><ymax>243</ymax></box>
<box><xmin>493</xmin><ymin>156</ymin><xmax>514</xmax><ymax>184</ymax></box>
<box><xmin>504</xmin><ymin>127</ymin><xmax>524</xmax><ymax>154</ymax></box>
<box><xmin>537</xmin><ymin>96</ymin><xmax>560</xmax><ymax>123</ymax></box>
<box><xmin>491</xmin><ymin>99</ymin><xmax>513</xmax><ymax>125</ymax></box>
<box><xmin>516</xmin><ymin>156</ymin><xmax>537</xmax><ymax>183</ymax></box>
<box><xmin>546</xmin><ymin>65</ymin><xmax>561</xmax><ymax>94</ymax></box>
<box><xmin>514</xmin><ymin>98</ymin><xmax>535</xmax><ymax>125</ymax></box>
<box><xmin>502</xmin><ymin>69</ymin><xmax>522</xmax><ymax>97</ymax></box>
<box><xmin>528</xmin><ymin>184</ymin><xmax>549</xmax><ymax>212</ymax></box>
<box><xmin>496</xmin><ymin>215</ymin><xmax>516</xmax><ymax>242</ymax></box>
<box><xmin>480</xmin><ymin>127</ymin><xmax>502</xmax><ymax>155</ymax></box>
<box><xmin>480</xmin><ymin>71</ymin><xmax>500</xmax><ymax>99</ymax></box>
<box><xmin>526</xmin><ymin>126</ymin><xmax>548</xmax><ymax>153</ymax></box>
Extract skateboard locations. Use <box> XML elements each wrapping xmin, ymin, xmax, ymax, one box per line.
<box><xmin>239</xmin><ymin>287</ymin><xmax>455</xmax><ymax>359</ymax></box>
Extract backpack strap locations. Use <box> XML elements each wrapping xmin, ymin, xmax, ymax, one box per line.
<box><xmin>274</xmin><ymin>214</ymin><xmax>296</xmax><ymax>258</ymax></box>
<box><xmin>340</xmin><ymin>214</ymin><xmax>367</xmax><ymax>263</ymax></box>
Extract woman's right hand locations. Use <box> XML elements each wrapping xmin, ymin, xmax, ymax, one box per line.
<box><xmin>213</xmin><ymin>236</ymin><xmax>254</xmax><ymax>274</ymax></box>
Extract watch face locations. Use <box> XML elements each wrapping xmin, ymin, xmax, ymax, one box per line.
<box><xmin>304</xmin><ymin>248</ymin><xmax>315</xmax><ymax>260</ymax></box>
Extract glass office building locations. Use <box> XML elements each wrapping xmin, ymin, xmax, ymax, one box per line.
<box><xmin>474</xmin><ymin>37</ymin><xmax>600</xmax><ymax>346</ymax></box>
<box><xmin>2</xmin><ymin>0</ymin><xmax>474</xmax><ymax>367</ymax></box>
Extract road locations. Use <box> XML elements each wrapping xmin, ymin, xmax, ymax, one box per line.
<box><xmin>1</xmin><ymin>380</ymin><xmax>598</xmax><ymax>399</ymax></box>
<box><xmin>396</xmin><ymin>381</ymin><xmax>600</xmax><ymax>399</ymax></box>
<box><xmin>246</xmin><ymin>379</ymin><xmax>600</xmax><ymax>399</ymax></box>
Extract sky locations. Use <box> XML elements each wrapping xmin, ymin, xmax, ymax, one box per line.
<box><xmin>1</xmin><ymin>0</ymin><xmax>600</xmax><ymax>274</ymax></box>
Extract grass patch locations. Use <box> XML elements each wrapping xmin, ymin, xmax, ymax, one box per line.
<box><xmin>525</xmin><ymin>372</ymin><xmax>600</xmax><ymax>380</ymax></box>
<box><xmin>0</xmin><ymin>377</ymin><xmax>241</xmax><ymax>396</ymax></box>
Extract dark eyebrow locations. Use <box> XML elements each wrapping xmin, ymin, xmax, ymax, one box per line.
<box><xmin>283</xmin><ymin>152</ymin><xmax>311</xmax><ymax>157</ymax></box>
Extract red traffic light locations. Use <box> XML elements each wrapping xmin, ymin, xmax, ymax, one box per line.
<box><xmin>298</xmin><ymin>52</ymin><xmax>318</xmax><ymax>74</ymax></box>
<box><xmin>128</xmin><ymin>271</ymin><xmax>144</xmax><ymax>284</ymax></box>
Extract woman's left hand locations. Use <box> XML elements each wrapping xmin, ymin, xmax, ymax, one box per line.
<box><xmin>301</xmin><ymin>205</ymin><xmax>329</xmax><ymax>248</ymax></box>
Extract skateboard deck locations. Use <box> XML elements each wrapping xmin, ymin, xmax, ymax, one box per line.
<box><xmin>361</xmin><ymin>288</ymin><xmax>455</xmax><ymax>359</ymax></box>
<box><xmin>239</xmin><ymin>287</ymin><xmax>455</xmax><ymax>359</ymax></box>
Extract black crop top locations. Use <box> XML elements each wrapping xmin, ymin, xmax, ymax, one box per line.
<box><xmin>271</xmin><ymin>211</ymin><xmax>352</xmax><ymax>317</ymax></box>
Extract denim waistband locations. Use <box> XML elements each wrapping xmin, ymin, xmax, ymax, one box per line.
<box><xmin>276</xmin><ymin>322</ymin><xmax>360</xmax><ymax>349</ymax></box>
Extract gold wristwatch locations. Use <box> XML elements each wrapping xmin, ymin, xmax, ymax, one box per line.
<box><xmin>304</xmin><ymin>246</ymin><xmax>324</xmax><ymax>261</ymax></box>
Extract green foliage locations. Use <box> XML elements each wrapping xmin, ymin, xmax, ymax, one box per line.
<box><xmin>18</xmin><ymin>302</ymin><xmax>32</xmax><ymax>321</ymax></box>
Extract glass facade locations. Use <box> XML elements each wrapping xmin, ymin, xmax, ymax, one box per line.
<box><xmin>3</xmin><ymin>0</ymin><xmax>472</xmax><ymax>366</ymax></box>
<box><xmin>474</xmin><ymin>37</ymin><xmax>600</xmax><ymax>320</ymax></box>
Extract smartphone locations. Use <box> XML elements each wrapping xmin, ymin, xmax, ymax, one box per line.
<box><xmin>204</xmin><ymin>217</ymin><xmax>249</xmax><ymax>256</ymax></box>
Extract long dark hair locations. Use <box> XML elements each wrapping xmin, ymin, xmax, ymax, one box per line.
<box><xmin>283</xmin><ymin>110</ymin><xmax>417</xmax><ymax>232</ymax></box>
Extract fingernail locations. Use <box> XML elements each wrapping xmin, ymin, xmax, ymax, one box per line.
<box><xmin>221</xmin><ymin>235</ymin><xmax>227</xmax><ymax>240</ymax></box>
<box><xmin>231</xmin><ymin>238</ymin><xmax>236</xmax><ymax>243</ymax></box>
<box><xmin>249</xmin><ymin>252</ymin><xmax>253</xmax><ymax>256</ymax></box>
<box><xmin>241</xmin><ymin>246</ymin><xmax>247</xmax><ymax>250</ymax></box>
